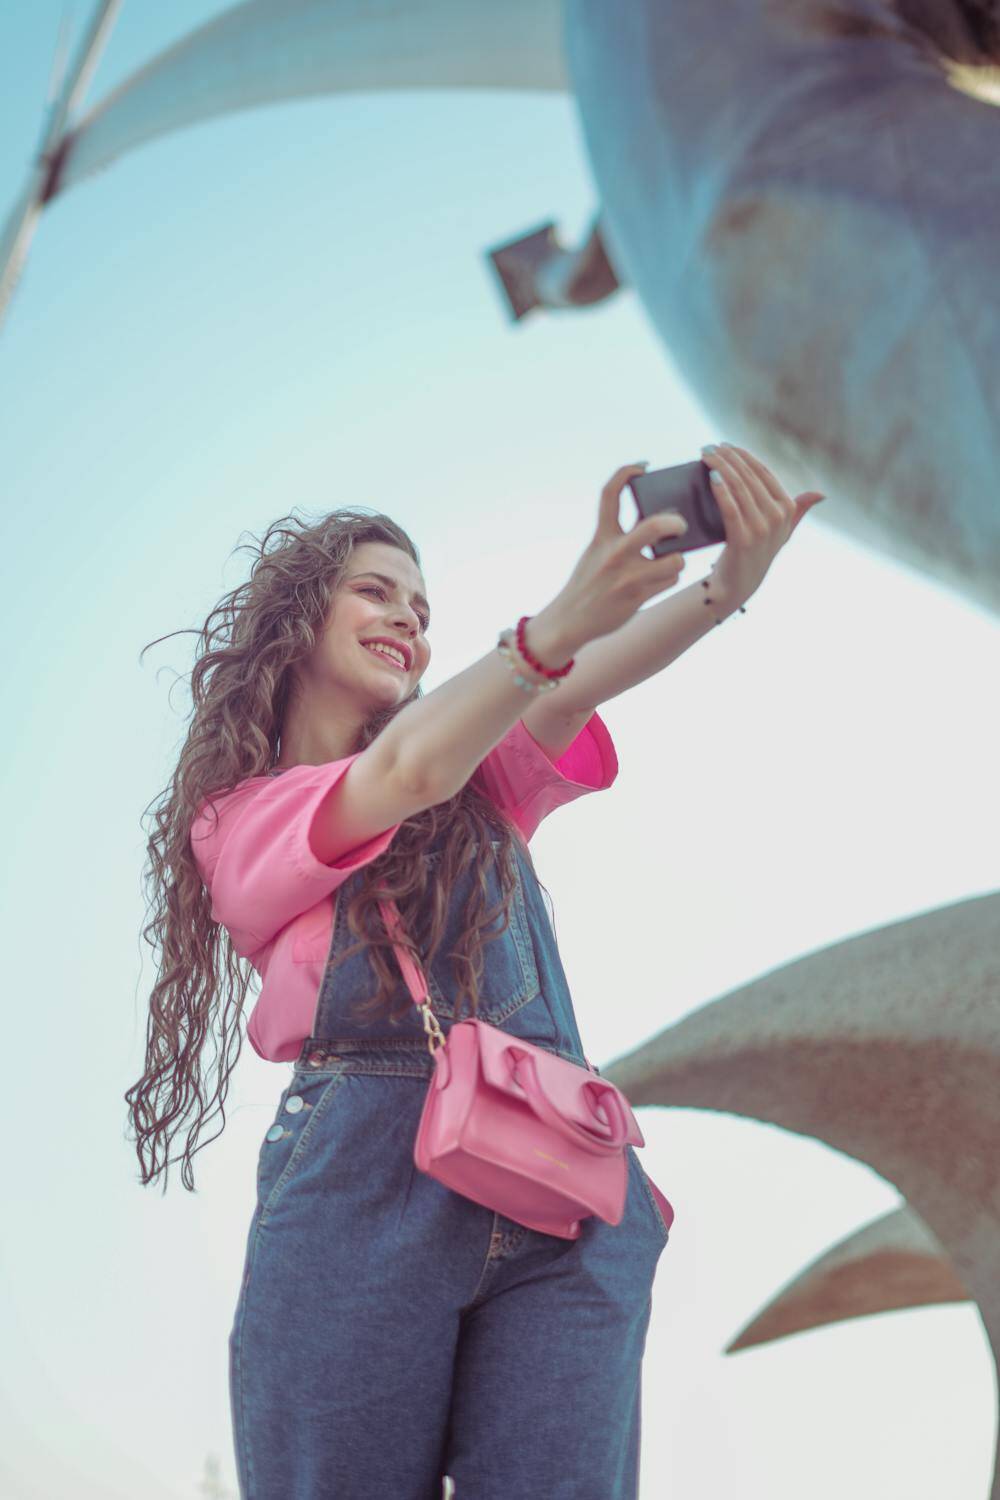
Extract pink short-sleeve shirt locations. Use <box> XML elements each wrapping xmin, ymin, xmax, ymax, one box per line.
<box><xmin>190</xmin><ymin>711</ymin><xmax>619</xmax><ymax>1062</ymax></box>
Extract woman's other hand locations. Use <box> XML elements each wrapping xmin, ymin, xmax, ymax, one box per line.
<box><xmin>701</xmin><ymin>442</ymin><xmax>826</xmax><ymax>607</ymax></box>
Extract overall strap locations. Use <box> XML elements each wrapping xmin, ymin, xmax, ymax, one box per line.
<box><xmin>377</xmin><ymin>898</ymin><xmax>599</xmax><ymax>1075</ymax></box>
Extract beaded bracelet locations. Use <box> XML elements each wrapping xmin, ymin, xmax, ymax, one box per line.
<box><xmin>498</xmin><ymin>568</ymin><xmax>748</xmax><ymax>698</ymax></box>
<box><xmin>702</xmin><ymin>564</ymin><xmax>748</xmax><ymax>624</ymax></box>
<box><xmin>496</xmin><ymin>628</ymin><xmax>562</xmax><ymax>695</ymax></box>
<box><xmin>515</xmin><ymin>614</ymin><xmax>574</xmax><ymax>679</ymax></box>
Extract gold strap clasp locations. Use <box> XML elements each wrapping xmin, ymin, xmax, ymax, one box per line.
<box><xmin>418</xmin><ymin>998</ymin><xmax>447</xmax><ymax>1057</ymax></box>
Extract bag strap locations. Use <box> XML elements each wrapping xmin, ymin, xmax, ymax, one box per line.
<box><xmin>377</xmin><ymin>898</ymin><xmax>430</xmax><ymax>1009</ymax></box>
<box><xmin>376</xmin><ymin>897</ymin><xmax>601</xmax><ymax>1076</ymax></box>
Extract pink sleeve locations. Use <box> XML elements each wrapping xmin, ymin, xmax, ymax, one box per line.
<box><xmin>189</xmin><ymin>758</ymin><xmax>402</xmax><ymax>957</ymax></box>
<box><xmin>475</xmin><ymin>709</ymin><xmax>619</xmax><ymax>843</ymax></box>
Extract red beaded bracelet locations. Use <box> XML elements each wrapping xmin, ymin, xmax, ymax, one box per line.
<box><xmin>515</xmin><ymin>615</ymin><xmax>575</xmax><ymax>680</ymax></box>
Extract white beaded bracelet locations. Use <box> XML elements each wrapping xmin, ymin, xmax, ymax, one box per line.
<box><xmin>496</xmin><ymin>629</ymin><xmax>561</xmax><ymax>695</ymax></box>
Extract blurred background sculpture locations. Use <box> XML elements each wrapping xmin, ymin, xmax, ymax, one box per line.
<box><xmin>4</xmin><ymin>0</ymin><xmax>997</xmax><ymax>1490</ymax></box>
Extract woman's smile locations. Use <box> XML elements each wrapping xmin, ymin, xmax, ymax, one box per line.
<box><xmin>359</xmin><ymin>640</ymin><xmax>408</xmax><ymax>673</ymax></box>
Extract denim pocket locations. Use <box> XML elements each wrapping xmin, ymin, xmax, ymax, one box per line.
<box><xmin>418</xmin><ymin>837</ymin><xmax>541</xmax><ymax>1024</ymax></box>
<box><xmin>255</xmin><ymin>1066</ymin><xmax>348</xmax><ymax>1221</ymax></box>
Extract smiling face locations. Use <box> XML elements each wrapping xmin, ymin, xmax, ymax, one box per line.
<box><xmin>331</xmin><ymin>539</ymin><xmax>432</xmax><ymax>699</ymax></box>
<box><xmin>276</xmin><ymin>539</ymin><xmax>432</xmax><ymax>767</ymax></box>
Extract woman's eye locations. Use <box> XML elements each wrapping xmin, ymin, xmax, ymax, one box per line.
<box><xmin>359</xmin><ymin>584</ymin><xmax>429</xmax><ymax>633</ymax></box>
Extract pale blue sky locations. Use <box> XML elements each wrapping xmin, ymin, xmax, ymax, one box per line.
<box><xmin>1</xmin><ymin>7</ymin><xmax>997</xmax><ymax>1499</ymax></box>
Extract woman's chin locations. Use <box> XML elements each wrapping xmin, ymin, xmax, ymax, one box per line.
<box><xmin>363</xmin><ymin>671</ymin><xmax>409</xmax><ymax>701</ymax></box>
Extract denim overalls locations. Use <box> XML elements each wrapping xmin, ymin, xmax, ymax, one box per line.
<box><xmin>230</xmin><ymin>829</ymin><xmax>671</xmax><ymax>1499</ymax></box>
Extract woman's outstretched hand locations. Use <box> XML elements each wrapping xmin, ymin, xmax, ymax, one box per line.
<box><xmin>701</xmin><ymin>442</ymin><xmax>826</xmax><ymax>607</ymax></box>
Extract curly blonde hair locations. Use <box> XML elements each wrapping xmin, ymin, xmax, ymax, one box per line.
<box><xmin>124</xmin><ymin>507</ymin><xmax>551</xmax><ymax>1193</ymax></box>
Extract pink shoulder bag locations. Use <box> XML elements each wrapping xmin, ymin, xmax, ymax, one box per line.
<box><xmin>378</xmin><ymin>898</ymin><xmax>675</xmax><ymax>1242</ymax></box>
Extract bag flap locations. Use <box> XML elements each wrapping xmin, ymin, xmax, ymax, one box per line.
<box><xmin>471</xmin><ymin>1021</ymin><xmax>645</xmax><ymax>1147</ymax></box>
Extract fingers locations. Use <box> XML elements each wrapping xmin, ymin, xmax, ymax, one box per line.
<box><xmin>708</xmin><ymin>443</ymin><xmax>791</xmax><ymax>531</ymax></box>
<box><xmin>598</xmin><ymin>464</ymin><xmax>650</xmax><ymax>536</ymax></box>
<box><xmin>643</xmin><ymin>548</ymin><xmax>686</xmax><ymax>599</ymax></box>
<box><xmin>705</xmin><ymin>445</ymin><xmax>767</xmax><ymax>533</ymax></box>
<box><xmin>705</xmin><ymin>456</ymin><xmax>752</xmax><ymax>547</ymax></box>
<box><xmin>728</xmin><ymin>444</ymin><xmax>789</xmax><ymax>512</ymax></box>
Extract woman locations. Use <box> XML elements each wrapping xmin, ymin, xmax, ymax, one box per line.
<box><xmin>125</xmin><ymin>443</ymin><xmax>823</xmax><ymax>1498</ymax></box>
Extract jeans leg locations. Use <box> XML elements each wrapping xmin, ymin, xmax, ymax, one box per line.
<box><xmin>443</xmin><ymin>1158</ymin><xmax>664</xmax><ymax>1499</ymax></box>
<box><xmin>229</xmin><ymin>1075</ymin><xmax>493</xmax><ymax>1500</ymax></box>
